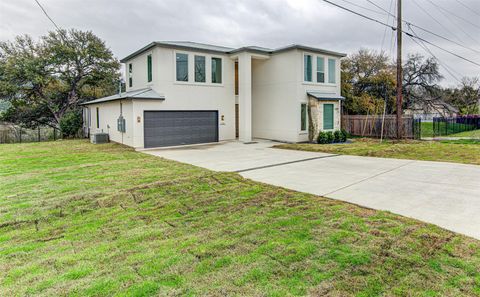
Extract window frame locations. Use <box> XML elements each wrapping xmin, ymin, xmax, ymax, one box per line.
<box><xmin>147</xmin><ymin>54</ymin><xmax>152</xmax><ymax>83</ymax></box>
<box><xmin>323</xmin><ymin>103</ymin><xmax>334</xmax><ymax>130</ymax></box>
<box><xmin>211</xmin><ymin>56</ymin><xmax>223</xmax><ymax>84</ymax></box>
<box><xmin>300</xmin><ymin>103</ymin><xmax>308</xmax><ymax>132</ymax></box>
<box><xmin>303</xmin><ymin>54</ymin><xmax>313</xmax><ymax>82</ymax></box>
<box><xmin>194</xmin><ymin>55</ymin><xmax>206</xmax><ymax>83</ymax></box>
<box><xmin>175</xmin><ymin>52</ymin><xmax>189</xmax><ymax>82</ymax></box>
<box><xmin>316</xmin><ymin>56</ymin><xmax>325</xmax><ymax>83</ymax></box>
<box><xmin>128</xmin><ymin>63</ymin><xmax>133</xmax><ymax>87</ymax></box>
<box><xmin>96</xmin><ymin>107</ymin><xmax>99</xmax><ymax>129</ymax></box>
<box><xmin>328</xmin><ymin>58</ymin><xmax>336</xmax><ymax>84</ymax></box>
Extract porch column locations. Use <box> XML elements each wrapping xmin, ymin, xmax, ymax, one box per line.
<box><xmin>238</xmin><ymin>52</ymin><xmax>252</xmax><ymax>143</ymax></box>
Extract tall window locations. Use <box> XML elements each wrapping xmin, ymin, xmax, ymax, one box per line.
<box><xmin>316</xmin><ymin>57</ymin><xmax>325</xmax><ymax>83</ymax></box>
<box><xmin>96</xmin><ymin>107</ymin><xmax>99</xmax><ymax>129</ymax></box>
<box><xmin>128</xmin><ymin>63</ymin><xmax>132</xmax><ymax>87</ymax></box>
<box><xmin>300</xmin><ymin>103</ymin><xmax>307</xmax><ymax>131</ymax></box>
<box><xmin>328</xmin><ymin>58</ymin><xmax>336</xmax><ymax>84</ymax></box>
<box><xmin>147</xmin><ymin>55</ymin><xmax>152</xmax><ymax>82</ymax></box>
<box><xmin>212</xmin><ymin>57</ymin><xmax>222</xmax><ymax>83</ymax></box>
<box><xmin>304</xmin><ymin>54</ymin><xmax>312</xmax><ymax>82</ymax></box>
<box><xmin>176</xmin><ymin>53</ymin><xmax>188</xmax><ymax>82</ymax></box>
<box><xmin>323</xmin><ymin>104</ymin><xmax>334</xmax><ymax>130</ymax></box>
<box><xmin>194</xmin><ymin>55</ymin><xmax>206</xmax><ymax>83</ymax></box>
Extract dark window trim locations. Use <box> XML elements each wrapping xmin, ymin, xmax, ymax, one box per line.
<box><xmin>96</xmin><ymin>107</ymin><xmax>99</xmax><ymax>129</ymax></box>
<box><xmin>128</xmin><ymin>63</ymin><xmax>133</xmax><ymax>87</ymax></box>
<box><xmin>147</xmin><ymin>55</ymin><xmax>152</xmax><ymax>82</ymax></box>
<box><xmin>211</xmin><ymin>57</ymin><xmax>222</xmax><ymax>84</ymax></box>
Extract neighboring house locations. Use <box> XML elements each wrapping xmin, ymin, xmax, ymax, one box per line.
<box><xmin>405</xmin><ymin>100</ymin><xmax>459</xmax><ymax>121</ymax></box>
<box><xmin>81</xmin><ymin>41</ymin><xmax>345</xmax><ymax>148</ymax></box>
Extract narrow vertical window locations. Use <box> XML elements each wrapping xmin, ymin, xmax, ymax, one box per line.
<box><xmin>194</xmin><ymin>55</ymin><xmax>206</xmax><ymax>83</ymax></box>
<box><xmin>211</xmin><ymin>57</ymin><xmax>222</xmax><ymax>83</ymax></box>
<box><xmin>328</xmin><ymin>58</ymin><xmax>336</xmax><ymax>84</ymax></box>
<box><xmin>96</xmin><ymin>107</ymin><xmax>99</xmax><ymax>129</ymax></box>
<box><xmin>304</xmin><ymin>54</ymin><xmax>312</xmax><ymax>82</ymax></box>
<box><xmin>147</xmin><ymin>55</ymin><xmax>152</xmax><ymax>82</ymax></box>
<box><xmin>128</xmin><ymin>63</ymin><xmax>133</xmax><ymax>87</ymax></box>
<box><xmin>176</xmin><ymin>53</ymin><xmax>188</xmax><ymax>81</ymax></box>
<box><xmin>316</xmin><ymin>57</ymin><xmax>325</xmax><ymax>83</ymax></box>
<box><xmin>323</xmin><ymin>104</ymin><xmax>334</xmax><ymax>130</ymax></box>
<box><xmin>300</xmin><ymin>103</ymin><xmax>307</xmax><ymax>131</ymax></box>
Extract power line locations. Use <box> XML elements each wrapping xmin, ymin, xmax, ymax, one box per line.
<box><xmin>406</xmin><ymin>24</ymin><xmax>462</xmax><ymax>83</ymax></box>
<box><xmin>338</xmin><ymin>0</ymin><xmax>387</xmax><ymax>16</ymax></box>
<box><xmin>380</xmin><ymin>0</ymin><xmax>394</xmax><ymax>52</ymax></box>
<box><xmin>426</xmin><ymin>0</ymin><xmax>480</xmax><ymax>30</ymax></box>
<box><xmin>410</xmin><ymin>0</ymin><xmax>466</xmax><ymax>45</ymax></box>
<box><xmin>319</xmin><ymin>0</ymin><xmax>480</xmax><ymax>68</ymax></box>
<box><xmin>367</xmin><ymin>0</ymin><xmax>480</xmax><ymax>54</ymax></box>
<box><xmin>454</xmin><ymin>0</ymin><xmax>480</xmax><ymax>18</ymax></box>
<box><xmin>424</xmin><ymin>0</ymin><xmax>480</xmax><ymax>45</ymax></box>
<box><xmin>33</xmin><ymin>0</ymin><xmax>61</xmax><ymax>31</ymax></box>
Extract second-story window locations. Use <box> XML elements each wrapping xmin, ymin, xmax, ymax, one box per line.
<box><xmin>316</xmin><ymin>57</ymin><xmax>325</xmax><ymax>83</ymax></box>
<box><xmin>128</xmin><ymin>63</ymin><xmax>133</xmax><ymax>87</ymax></box>
<box><xmin>194</xmin><ymin>55</ymin><xmax>206</xmax><ymax>83</ymax></box>
<box><xmin>147</xmin><ymin>55</ymin><xmax>152</xmax><ymax>82</ymax></box>
<box><xmin>328</xmin><ymin>58</ymin><xmax>336</xmax><ymax>84</ymax></box>
<box><xmin>211</xmin><ymin>57</ymin><xmax>222</xmax><ymax>84</ymax></box>
<box><xmin>176</xmin><ymin>53</ymin><xmax>188</xmax><ymax>82</ymax></box>
<box><xmin>304</xmin><ymin>54</ymin><xmax>312</xmax><ymax>82</ymax></box>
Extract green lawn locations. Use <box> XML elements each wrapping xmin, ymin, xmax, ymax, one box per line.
<box><xmin>276</xmin><ymin>138</ymin><xmax>480</xmax><ymax>165</ymax></box>
<box><xmin>421</xmin><ymin>122</ymin><xmax>479</xmax><ymax>138</ymax></box>
<box><xmin>1</xmin><ymin>140</ymin><xmax>480</xmax><ymax>296</ymax></box>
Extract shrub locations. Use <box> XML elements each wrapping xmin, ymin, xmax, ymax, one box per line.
<box><xmin>334</xmin><ymin>130</ymin><xmax>342</xmax><ymax>143</ymax></box>
<box><xmin>341</xmin><ymin>129</ymin><xmax>348</xmax><ymax>142</ymax></box>
<box><xmin>60</xmin><ymin>111</ymin><xmax>82</xmax><ymax>138</ymax></box>
<box><xmin>317</xmin><ymin>131</ymin><xmax>329</xmax><ymax>144</ymax></box>
<box><xmin>326</xmin><ymin>131</ymin><xmax>334</xmax><ymax>143</ymax></box>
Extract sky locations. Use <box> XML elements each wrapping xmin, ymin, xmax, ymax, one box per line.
<box><xmin>1</xmin><ymin>0</ymin><xmax>479</xmax><ymax>87</ymax></box>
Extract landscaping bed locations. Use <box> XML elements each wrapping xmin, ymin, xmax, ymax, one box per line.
<box><xmin>1</xmin><ymin>140</ymin><xmax>479</xmax><ymax>296</ymax></box>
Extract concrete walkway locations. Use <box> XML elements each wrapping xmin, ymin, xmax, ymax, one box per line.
<box><xmin>143</xmin><ymin>140</ymin><xmax>480</xmax><ymax>239</ymax></box>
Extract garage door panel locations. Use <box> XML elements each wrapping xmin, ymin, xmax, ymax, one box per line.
<box><xmin>144</xmin><ymin>111</ymin><xmax>218</xmax><ymax>148</ymax></box>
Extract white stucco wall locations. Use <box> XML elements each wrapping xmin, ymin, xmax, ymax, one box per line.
<box><xmin>124</xmin><ymin>46</ymin><xmax>236</xmax><ymax>148</ymax></box>
<box><xmin>252</xmin><ymin>49</ymin><xmax>342</xmax><ymax>143</ymax></box>
<box><xmin>86</xmin><ymin>100</ymin><xmax>134</xmax><ymax>147</ymax></box>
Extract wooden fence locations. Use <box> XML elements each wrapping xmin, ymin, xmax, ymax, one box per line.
<box><xmin>341</xmin><ymin>115</ymin><xmax>420</xmax><ymax>139</ymax></box>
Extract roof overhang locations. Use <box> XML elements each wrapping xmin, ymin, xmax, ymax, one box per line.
<box><xmin>81</xmin><ymin>88</ymin><xmax>165</xmax><ymax>105</ymax></box>
<box><xmin>307</xmin><ymin>91</ymin><xmax>345</xmax><ymax>101</ymax></box>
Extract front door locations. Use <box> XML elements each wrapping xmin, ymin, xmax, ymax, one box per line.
<box><xmin>323</xmin><ymin>104</ymin><xmax>334</xmax><ymax>130</ymax></box>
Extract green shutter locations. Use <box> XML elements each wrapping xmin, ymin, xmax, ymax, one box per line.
<box><xmin>147</xmin><ymin>55</ymin><xmax>152</xmax><ymax>82</ymax></box>
<box><xmin>323</xmin><ymin>104</ymin><xmax>334</xmax><ymax>130</ymax></box>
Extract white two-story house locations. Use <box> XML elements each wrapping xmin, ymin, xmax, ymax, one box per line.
<box><xmin>82</xmin><ymin>41</ymin><xmax>345</xmax><ymax>148</ymax></box>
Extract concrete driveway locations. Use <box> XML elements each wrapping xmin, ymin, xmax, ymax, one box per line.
<box><xmin>143</xmin><ymin>140</ymin><xmax>480</xmax><ymax>239</ymax></box>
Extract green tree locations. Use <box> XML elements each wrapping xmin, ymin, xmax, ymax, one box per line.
<box><xmin>341</xmin><ymin>49</ymin><xmax>396</xmax><ymax>115</ymax></box>
<box><xmin>0</xmin><ymin>29</ymin><xmax>120</xmax><ymax>129</ymax></box>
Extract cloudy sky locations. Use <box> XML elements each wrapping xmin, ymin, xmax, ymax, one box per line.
<box><xmin>1</xmin><ymin>0</ymin><xmax>479</xmax><ymax>86</ymax></box>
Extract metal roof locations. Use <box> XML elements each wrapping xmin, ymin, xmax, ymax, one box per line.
<box><xmin>120</xmin><ymin>41</ymin><xmax>346</xmax><ymax>62</ymax></box>
<box><xmin>307</xmin><ymin>91</ymin><xmax>345</xmax><ymax>101</ymax></box>
<box><xmin>81</xmin><ymin>88</ymin><xmax>165</xmax><ymax>105</ymax></box>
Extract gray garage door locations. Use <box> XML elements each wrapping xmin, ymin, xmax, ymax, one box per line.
<box><xmin>144</xmin><ymin>111</ymin><xmax>218</xmax><ymax>148</ymax></box>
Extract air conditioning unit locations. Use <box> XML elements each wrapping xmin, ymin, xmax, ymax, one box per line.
<box><xmin>91</xmin><ymin>133</ymin><xmax>109</xmax><ymax>144</ymax></box>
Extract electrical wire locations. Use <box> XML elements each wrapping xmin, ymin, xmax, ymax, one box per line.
<box><xmin>454</xmin><ymin>0</ymin><xmax>480</xmax><ymax>18</ymax></box>
<box><xmin>426</xmin><ymin>0</ymin><xmax>480</xmax><ymax>30</ymax></box>
<box><xmin>319</xmin><ymin>0</ymin><xmax>480</xmax><ymax>68</ymax></box>
<box><xmin>33</xmin><ymin>0</ymin><xmax>61</xmax><ymax>31</ymax></box>
<box><xmin>367</xmin><ymin>0</ymin><xmax>480</xmax><ymax>54</ymax></box>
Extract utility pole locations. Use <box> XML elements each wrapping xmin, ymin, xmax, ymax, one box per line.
<box><xmin>396</xmin><ymin>0</ymin><xmax>403</xmax><ymax>139</ymax></box>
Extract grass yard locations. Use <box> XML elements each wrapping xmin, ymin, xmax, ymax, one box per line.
<box><xmin>276</xmin><ymin>138</ymin><xmax>480</xmax><ymax>165</ymax></box>
<box><xmin>421</xmin><ymin>122</ymin><xmax>479</xmax><ymax>138</ymax></box>
<box><xmin>1</xmin><ymin>140</ymin><xmax>480</xmax><ymax>296</ymax></box>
